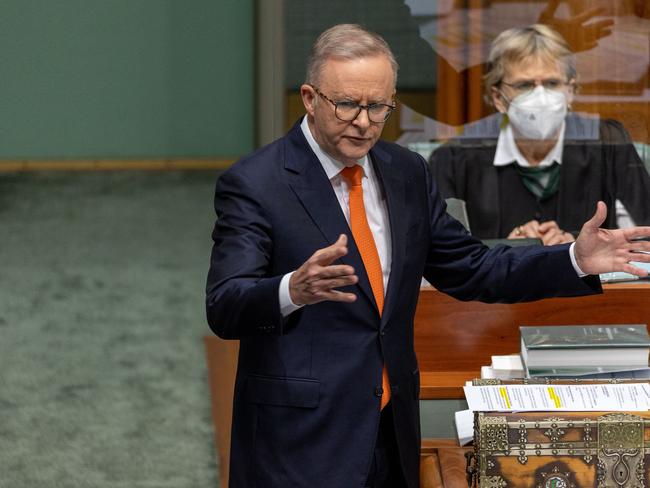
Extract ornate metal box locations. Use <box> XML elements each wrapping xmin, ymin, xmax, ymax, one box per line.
<box><xmin>468</xmin><ymin>411</ymin><xmax>650</xmax><ymax>488</ymax></box>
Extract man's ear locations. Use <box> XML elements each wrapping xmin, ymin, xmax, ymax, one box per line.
<box><xmin>491</xmin><ymin>86</ymin><xmax>507</xmax><ymax>114</ymax></box>
<box><xmin>300</xmin><ymin>84</ymin><xmax>316</xmax><ymax>116</ymax></box>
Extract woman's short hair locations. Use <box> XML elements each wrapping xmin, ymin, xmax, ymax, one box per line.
<box><xmin>484</xmin><ymin>24</ymin><xmax>576</xmax><ymax>105</ymax></box>
<box><xmin>305</xmin><ymin>24</ymin><xmax>399</xmax><ymax>87</ymax></box>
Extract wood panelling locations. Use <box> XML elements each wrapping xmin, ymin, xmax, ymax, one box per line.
<box><xmin>414</xmin><ymin>283</ymin><xmax>650</xmax><ymax>399</ymax></box>
<box><xmin>204</xmin><ymin>283</ymin><xmax>650</xmax><ymax>485</ymax></box>
<box><xmin>0</xmin><ymin>159</ymin><xmax>234</xmax><ymax>172</ymax></box>
<box><xmin>204</xmin><ymin>337</ymin><xmax>239</xmax><ymax>488</ymax></box>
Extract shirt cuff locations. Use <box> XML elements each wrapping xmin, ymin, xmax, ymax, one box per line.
<box><xmin>569</xmin><ymin>242</ymin><xmax>588</xmax><ymax>277</ymax></box>
<box><xmin>279</xmin><ymin>271</ymin><xmax>304</xmax><ymax>317</ymax></box>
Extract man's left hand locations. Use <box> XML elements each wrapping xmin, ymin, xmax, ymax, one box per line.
<box><xmin>574</xmin><ymin>201</ymin><xmax>650</xmax><ymax>277</ymax></box>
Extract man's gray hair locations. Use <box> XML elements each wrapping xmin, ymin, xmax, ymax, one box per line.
<box><xmin>305</xmin><ymin>24</ymin><xmax>399</xmax><ymax>87</ymax></box>
<box><xmin>484</xmin><ymin>24</ymin><xmax>577</xmax><ymax>106</ymax></box>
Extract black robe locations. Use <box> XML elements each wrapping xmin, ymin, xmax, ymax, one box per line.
<box><xmin>429</xmin><ymin>113</ymin><xmax>650</xmax><ymax>239</ymax></box>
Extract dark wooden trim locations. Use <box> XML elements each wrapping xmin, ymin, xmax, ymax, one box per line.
<box><xmin>0</xmin><ymin>158</ymin><xmax>235</xmax><ymax>172</ymax></box>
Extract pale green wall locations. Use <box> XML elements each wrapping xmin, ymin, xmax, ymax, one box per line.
<box><xmin>0</xmin><ymin>0</ymin><xmax>254</xmax><ymax>160</ymax></box>
<box><xmin>421</xmin><ymin>399</ymin><xmax>468</xmax><ymax>439</ymax></box>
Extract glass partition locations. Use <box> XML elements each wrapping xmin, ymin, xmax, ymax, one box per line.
<box><xmin>283</xmin><ymin>0</ymin><xmax>650</xmax><ymax>241</ymax></box>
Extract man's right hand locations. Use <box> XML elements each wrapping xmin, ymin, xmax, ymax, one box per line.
<box><xmin>289</xmin><ymin>234</ymin><xmax>359</xmax><ymax>306</ymax></box>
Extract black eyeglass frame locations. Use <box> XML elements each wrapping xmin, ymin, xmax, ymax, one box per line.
<box><xmin>310</xmin><ymin>85</ymin><xmax>396</xmax><ymax>123</ymax></box>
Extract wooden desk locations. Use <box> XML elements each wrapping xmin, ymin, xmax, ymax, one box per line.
<box><xmin>205</xmin><ymin>282</ymin><xmax>650</xmax><ymax>486</ymax></box>
<box><xmin>415</xmin><ymin>283</ymin><xmax>650</xmax><ymax>399</ymax></box>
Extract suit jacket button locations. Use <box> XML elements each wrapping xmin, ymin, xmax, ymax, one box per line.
<box><xmin>374</xmin><ymin>386</ymin><xmax>383</xmax><ymax>397</ymax></box>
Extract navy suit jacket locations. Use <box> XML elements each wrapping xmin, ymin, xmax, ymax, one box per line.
<box><xmin>206</xmin><ymin>120</ymin><xmax>601</xmax><ymax>488</ymax></box>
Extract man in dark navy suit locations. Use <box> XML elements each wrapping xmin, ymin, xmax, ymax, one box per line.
<box><xmin>206</xmin><ymin>24</ymin><xmax>650</xmax><ymax>488</ymax></box>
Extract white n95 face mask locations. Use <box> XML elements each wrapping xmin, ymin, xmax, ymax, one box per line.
<box><xmin>506</xmin><ymin>85</ymin><xmax>568</xmax><ymax>140</ymax></box>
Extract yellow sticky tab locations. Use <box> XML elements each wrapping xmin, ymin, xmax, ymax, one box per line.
<box><xmin>548</xmin><ymin>387</ymin><xmax>561</xmax><ymax>408</ymax></box>
<box><xmin>499</xmin><ymin>387</ymin><xmax>512</xmax><ymax>409</ymax></box>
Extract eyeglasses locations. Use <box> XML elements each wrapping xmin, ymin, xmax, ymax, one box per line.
<box><xmin>310</xmin><ymin>85</ymin><xmax>395</xmax><ymax>123</ymax></box>
<box><xmin>500</xmin><ymin>79</ymin><xmax>569</xmax><ymax>96</ymax></box>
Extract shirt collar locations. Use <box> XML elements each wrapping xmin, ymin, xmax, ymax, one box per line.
<box><xmin>300</xmin><ymin>115</ymin><xmax>370</xmax><ymax>179</ymax></box>
<box><xmin>493</xmin><ymin>120</ymin><xmax>565</xmax><ymax>168</ymax></box>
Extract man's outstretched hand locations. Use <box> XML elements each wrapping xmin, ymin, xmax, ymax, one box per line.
<box><xmin>289</xmin><ymin>234</ymin><xmax>359</xmax><ymax>306</ymax></box>
<box><xmin>574</xmin><ymin>202</ymin><xmax>650</xmax><ymax>277</ymax></box>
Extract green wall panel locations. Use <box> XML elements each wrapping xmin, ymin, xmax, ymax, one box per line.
<box><xmin>0</xmin><ymin>0</ymin><xmax>254</xmax><ymax>159</ymax></box>
<box><xmin>420</xmin><ymin>399</ymin><xmax>468</xmax><ymax>439</ymax></box>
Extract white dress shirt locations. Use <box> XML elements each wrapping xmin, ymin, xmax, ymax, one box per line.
<box><xmin>279</xmin><ymin>118</ymin><xmax>587</xmax><ymax>314</ymax></box>
<box><xmin>278</xmin><ymin>117</ymin><xmax>392</xmax><ymax>316</ymax></box>
<box><xmin>493</xmin><ymin>121</ymin><xmax>565</xmax><ymax>169</ymax></box>
<box><xmin>493</xmin><ymin>122</ymin><xmax>565</xmax><ymax>193</ymax></box>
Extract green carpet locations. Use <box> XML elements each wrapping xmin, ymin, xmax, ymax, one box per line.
<box><xmin>0</xmin><ymin>171</ymin><xmax>221</xmax><ymax>487</ymax></box>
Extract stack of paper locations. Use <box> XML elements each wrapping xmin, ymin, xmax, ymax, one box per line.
<box><xmin>464</xmin><ymin>383</ymin><xmax>650</xmax><ymax>412</ymax></box>
<box><xmin>480</xmin><ymin>354</ymin><xmax>525</xmax><ymax>379</ymax></box>
<box><xmin>455</xmin><ymin>381</ymin><xmax>650</xmax><ymax>446</ymax></box>
<box><xmin>600</xmin><ymin>261</ymin><xmax>650</xmax><ymax>283</ymax></box>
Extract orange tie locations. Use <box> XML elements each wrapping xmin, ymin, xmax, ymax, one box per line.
<box><xmin>341</xmin><ymin>165</ymin><xmax>391</xmax><ymax>410</ymax></box>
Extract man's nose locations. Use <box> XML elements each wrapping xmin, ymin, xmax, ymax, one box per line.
<box><xmin>352</xmin><ymin>107</ymin><xmax>371</xmax><ymax>129</ymax></box>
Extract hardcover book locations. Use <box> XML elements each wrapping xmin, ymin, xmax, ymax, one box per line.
<box><xmin>519</xmin><ymin>324</ymin><xmax>650</xmax><ymax>373</ymax></box>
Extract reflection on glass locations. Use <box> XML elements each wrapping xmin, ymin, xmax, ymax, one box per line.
<box><xmin>425</xmin><ymin>23</ymin><xmax>650</xmax><ymax>245</ymax></box>
<box><xmin>283</xmin><ymin>1</ymin><xmax>650</xmax><ymax>244</ymax></box>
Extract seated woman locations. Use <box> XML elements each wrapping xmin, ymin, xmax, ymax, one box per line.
<box><xmin>429</xmin><ymin>24</ymin><xmax>650</xmax><ymax>245</ymax></box>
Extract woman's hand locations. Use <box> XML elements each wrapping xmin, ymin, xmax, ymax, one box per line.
<box><xmin>507</xmin><ymin>220</ymin><xmax>541</xmax><ymax>239</ymax></box>
<box><xmin>538</xmin><ymin>220</ymin><xmax>575</xmax><ymax>245</ymax></box>
<box><xmin>508</xmin><ymin>220</ymin><xmax>574</xmax><ymax>245</ymax></box>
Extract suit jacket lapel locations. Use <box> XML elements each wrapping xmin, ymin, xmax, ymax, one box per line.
<box><xmin>283</xmin><ymin>124</ymin><xmax>376</xmax><ymax>309</ymax></box>
<box><xmin>369</xmin><ymin>145</ymin><xmax>406</xmax><ymax>326</ymax></box>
